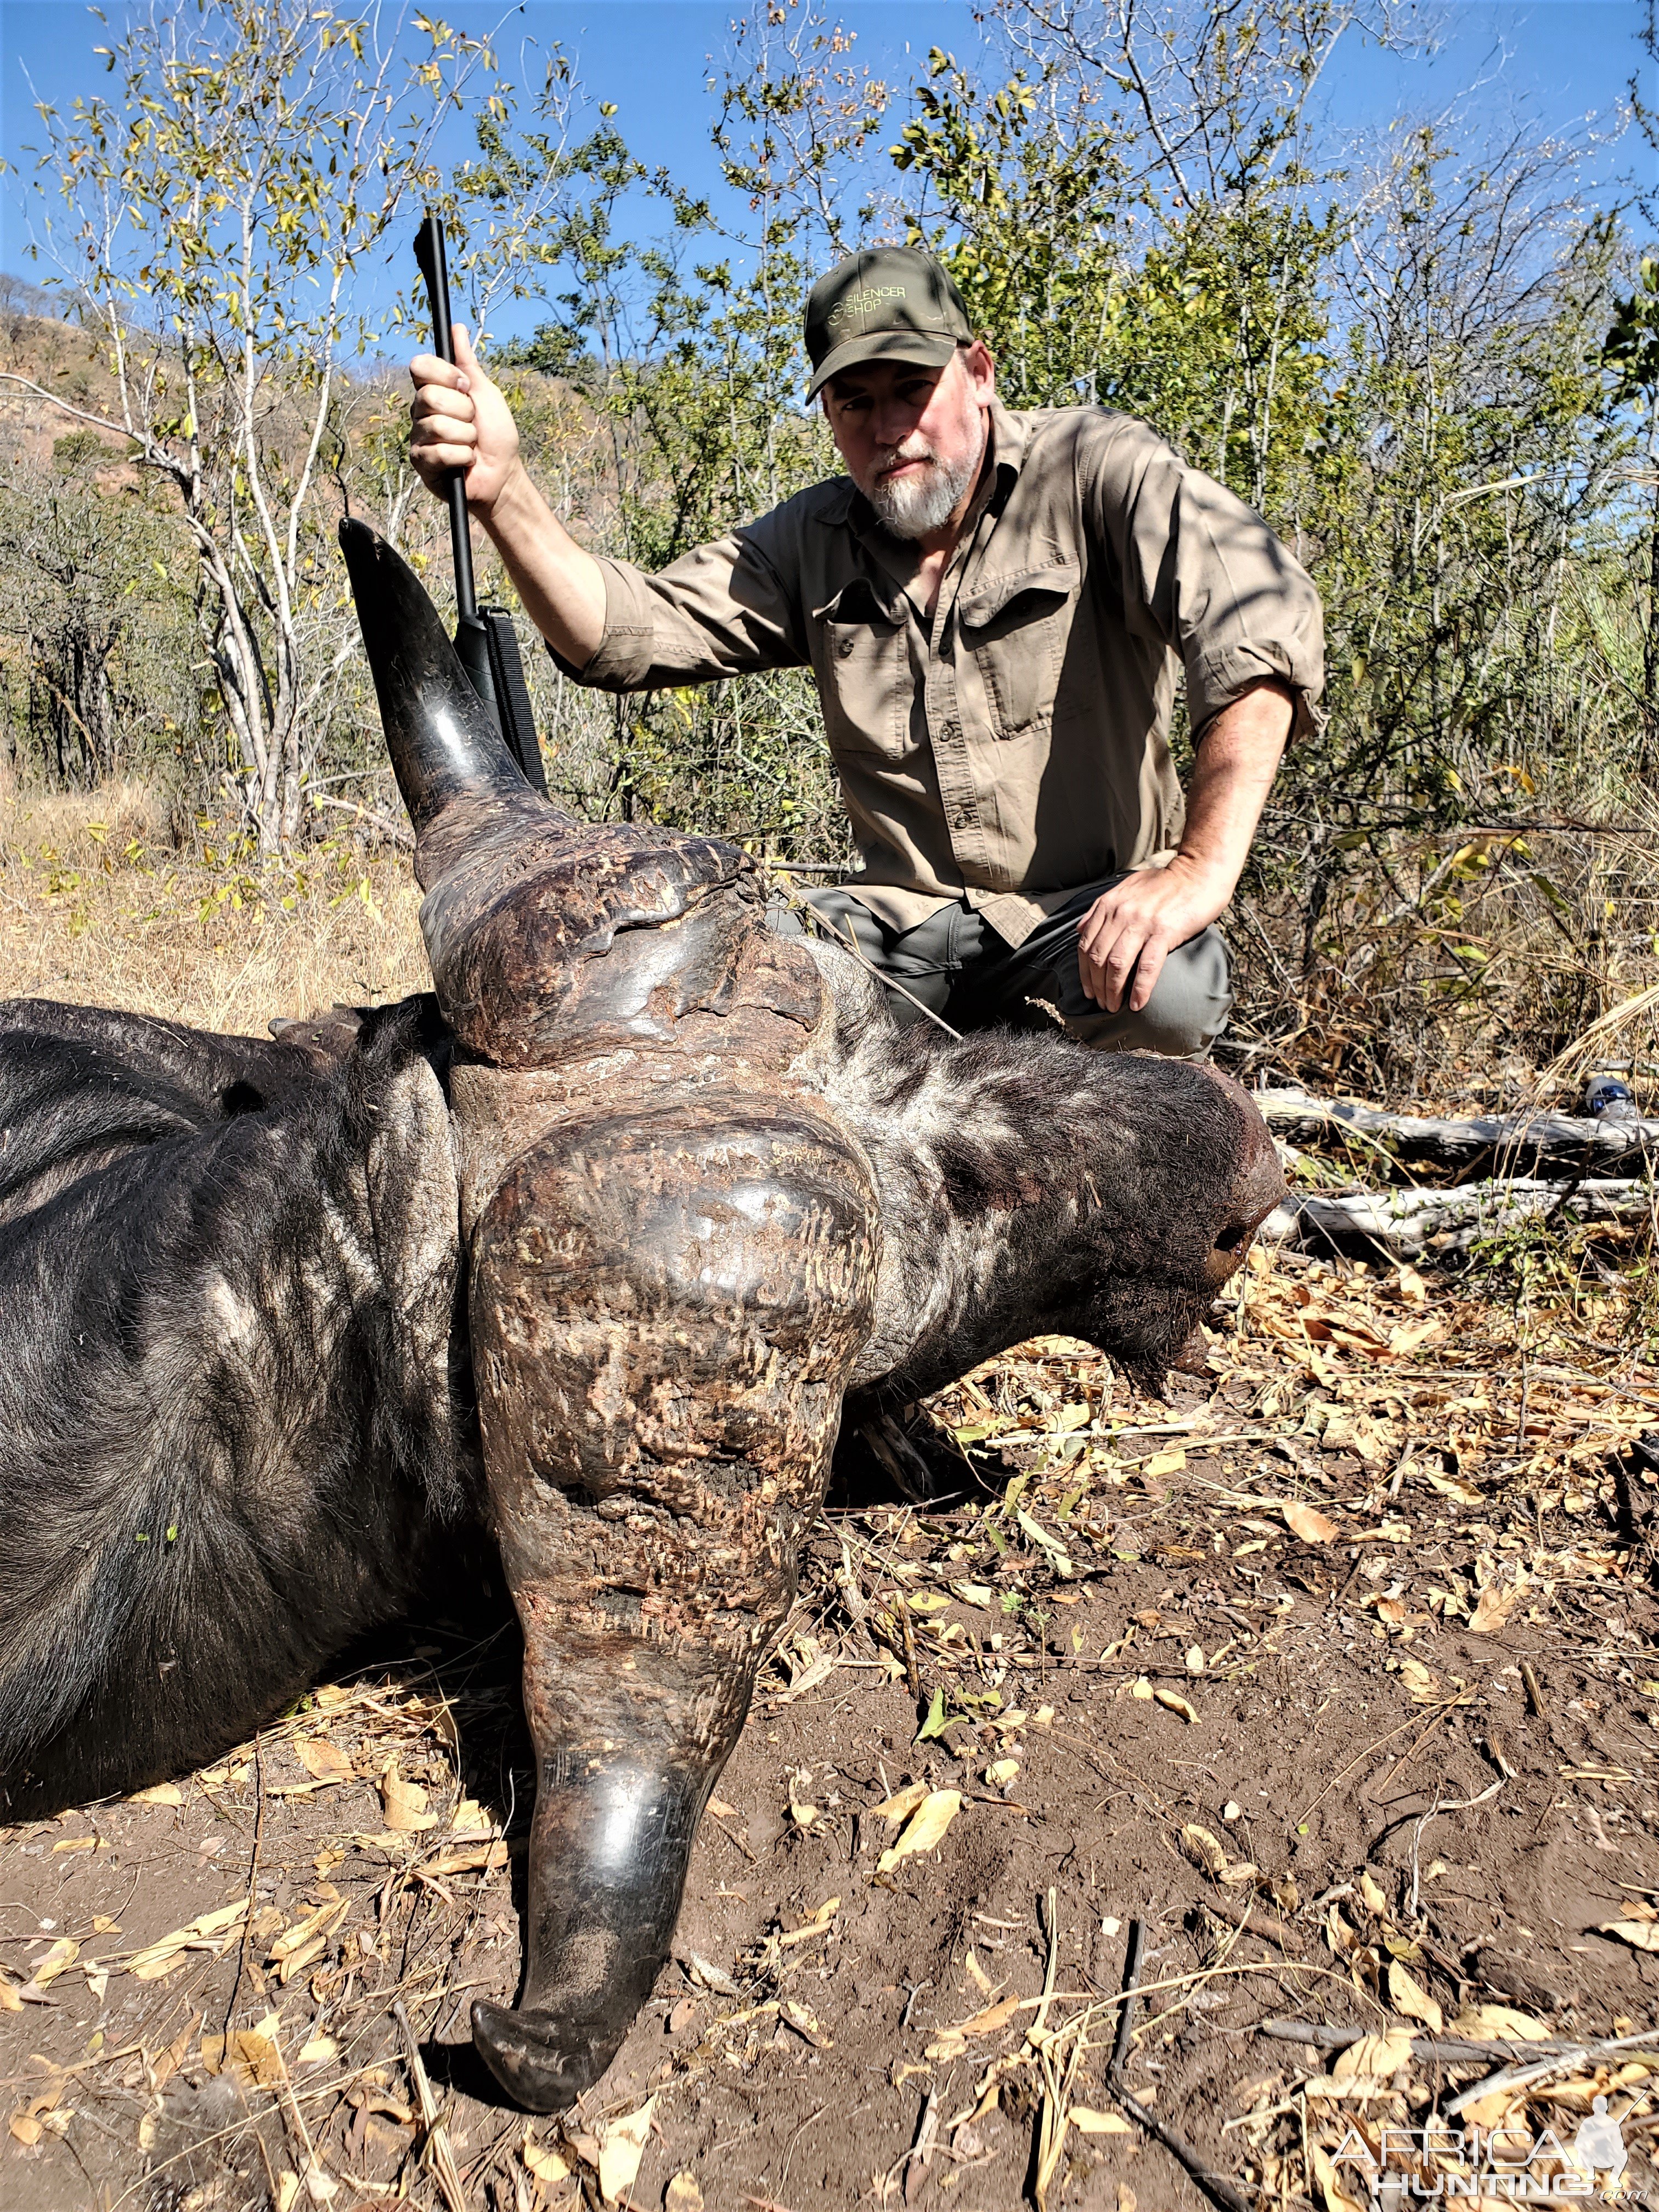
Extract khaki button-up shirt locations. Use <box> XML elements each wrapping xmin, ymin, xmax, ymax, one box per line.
<box><xmin>565</xmin><ymin>397</ymin><xmax>1324</xmax><ymax>945</ymax></box>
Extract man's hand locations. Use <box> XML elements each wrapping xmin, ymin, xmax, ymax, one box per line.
<box><xmin>406</xmin><ymin>325</ymin><xmax>607</xmax><ymax>668</ymax></box>
<box><xmin>409</xmin><ymin>324</ymin><xmax>521</xmax><ymax>518</ymax></box>
<box><xmin>1077</xmin><ymin>678</ymin><xmax>1294</xmax><ymax>1014</ymax></box>
<box><xmin>1077</xmin><ymin>859</ymin><xmax>1233</xmax><ymax>1015</ymax></box>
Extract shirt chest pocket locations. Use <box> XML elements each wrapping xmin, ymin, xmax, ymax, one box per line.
<box><xmin>958</xmin><ymin>560</ymin><xmax>1080</xmax><ymax>738</ymax></box>
<box><xmin>813</xmin><ymin>578</ymin><xmax>910</xmax><ymax>759</ymax></box>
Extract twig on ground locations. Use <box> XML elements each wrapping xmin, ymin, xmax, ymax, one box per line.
<box><xmin>1260</xmin><ymin>2019</ymin><xmax>1659</xmax><ymax>2064</ymax></box>
<box><xmin>896</xmin><ymin>1592</ymin><xmax>922</xmax><ymax>1702</ymax></box>
<box><xmin>1443</xmin><ymin>2045</ymin><xmax>1650</xmax><ymax>2119</ymax></box>
<box><xmin>394</xmin><ymin>1996</ymin><xmax>469</xmax><ymax>2212</ymax></box>
<box><xmin>1195</xmin><ymin>1895</ymin><xmax>1310</xmax><ymax>1960</ymax></box>
<box><xmin>1107</xmin><ymin>1919</ymin><xmax>1254</xmax><ymax>2212</ymax></box>
<box><xmin>904</xmin><ymin>2085</ymin><xmax>940</xmax><ymax>2205</ymax></box>
<box><xmin>220</xmin><ymin>1731</ymin><xmax>265</xmax><ymax>2038</ymax></box>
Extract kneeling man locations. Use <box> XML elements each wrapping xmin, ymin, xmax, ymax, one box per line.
<box><xmin>409</xmin><ymin>246</ymin><xmax>1324</xmax><ymax>1056</ymax></box>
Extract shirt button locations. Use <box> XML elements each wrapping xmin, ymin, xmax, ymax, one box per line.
<box><xmin>951</xmin><ymin>809</ymin><xmax>970</xmax><ymax>830</ymax></box>
<box><xmin>837</xmin><ymin>635</ymin><xmax>856</xmax><ymax>658</ymax></box>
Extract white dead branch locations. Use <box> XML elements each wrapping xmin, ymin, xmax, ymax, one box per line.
<box><xmin>1264</xmin><ymin>1175</ymin><xmax>1652</xmax><ymax>1260</ymax></box>
<box><xmin>1255</xmin><ymin>1090</ymin><xmax>1659</xmax><ymax>1177</ymax></box>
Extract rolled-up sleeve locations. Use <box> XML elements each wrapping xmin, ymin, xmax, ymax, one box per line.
<box><xmin>555</xmin><ymin>508</ymin><xmax>809</xmax><ymax>693</ymax></box>
<box><xmin>1089</xmin><ymin>418</ymin><xmax>1326</xmax><ymax>742</ymax></box>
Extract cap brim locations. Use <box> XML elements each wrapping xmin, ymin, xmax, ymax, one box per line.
<box><xmin>806</xmin><ymin>329</ymin><xmax>959</xmax><ymax>400</ymax></box>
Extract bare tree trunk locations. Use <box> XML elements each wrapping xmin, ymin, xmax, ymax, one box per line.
<box><xmin>1644</xmin><ymin>442</ymin><xmax>1659</xmax><ymax>776</ymax></box>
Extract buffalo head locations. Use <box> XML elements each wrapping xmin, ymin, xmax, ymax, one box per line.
<box><xmin>338</xmin><ymin>520</ymin><xmax>1283</xmax><ymax>2113</ymax></box>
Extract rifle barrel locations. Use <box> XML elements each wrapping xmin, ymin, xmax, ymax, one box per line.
<box><xmin>415</xmin><ymin>210</ymin><xmax>477</xmax><ymax>623</ymax></box>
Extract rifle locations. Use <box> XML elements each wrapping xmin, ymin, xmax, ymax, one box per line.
<box><xmin>413</xmin><ymin>210</ymin><xmax>548</xmax><ymax>795</ymax></box>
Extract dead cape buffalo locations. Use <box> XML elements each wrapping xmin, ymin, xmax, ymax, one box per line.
<box><xmin>0</xmin><ymin>520</ymin><xmax>1284</xmax><ymax>2113</ymax></box>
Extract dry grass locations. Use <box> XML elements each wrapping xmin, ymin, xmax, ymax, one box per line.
<box><xmin>0</xmin><ymin>781</ymin><xmax>427</xmax><ymax>1032</ymax></box>
<box><xmin>1234</xmin><ymin>810</ymin><xmax>1659</xmax><ymax>1101</ymax></box>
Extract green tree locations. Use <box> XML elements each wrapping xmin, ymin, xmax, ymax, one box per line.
<box><xmin>18</xmin><ymin>0</ymin><xmax>495</xmax><ymax>851</ymax></box>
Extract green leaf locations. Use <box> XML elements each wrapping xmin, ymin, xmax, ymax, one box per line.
<box><xmin>915</xmin><ymin>1689</ymin><xmax>950</xmax><ymax>1741</ymax></box>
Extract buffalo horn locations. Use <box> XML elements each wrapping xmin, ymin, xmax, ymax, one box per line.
<box><xmin>338</xmin><ymin>517</ymin><xmax>533</xmax><ymax>838</ymax></box>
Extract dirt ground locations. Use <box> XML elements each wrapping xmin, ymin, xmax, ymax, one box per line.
<box><xmin>5</xmin><ymin>1242</ymin><xmax>1659</xmax><ymax>2212</ymax></box>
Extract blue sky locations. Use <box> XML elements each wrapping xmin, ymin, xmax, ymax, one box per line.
<box><xmin>0</xmin><ymin>1</ymin><xmax>1651</xmax><ymax>341</ymax></box>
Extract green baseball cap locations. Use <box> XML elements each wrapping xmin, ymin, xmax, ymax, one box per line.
<box><xmin>804</xmin><ymin>246</ymin><xmax>973</xmax><ymax>400</ymax></box>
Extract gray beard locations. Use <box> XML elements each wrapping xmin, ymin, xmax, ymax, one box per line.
<box><xmin>865</xmin><ymin>442</ymin><xmax>983</xmax><ymax>540</ymax></box>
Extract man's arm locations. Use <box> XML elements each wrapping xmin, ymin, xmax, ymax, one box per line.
<box><xmin>409</xmin><ymin>327</ymin><xmax>605</xmax><ymax>669</ymax></box>
<box><xmin>1076</xmin><ymin>679</ymin><xmax>1290</xmax><ymax>1016</ymax></box>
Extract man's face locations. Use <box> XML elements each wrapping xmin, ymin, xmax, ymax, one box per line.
<box><xmin>822</xmin><ymin>343</ymin><xmax>996</xmax><ymax>541</ymax></box>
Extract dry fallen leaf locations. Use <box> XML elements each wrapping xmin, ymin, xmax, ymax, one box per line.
<box><xmin>524</xmin><ymin>2138</ymin><xmax>572</xmax><ymax>2186</ymax></box>
<box><xmin>1424</xmin><ymin>1470</ymin><xmax>1482</xmax><ymax>1505</ymax></box>
<box><xmin>380</xmin><ymin>1760</ymin><xmax>437</xmax><ymax>1834</ymax></box>
<box><xmin>597</xmin><ymin>2097</ymin><xmax>656</xmax><ymax>2205</ymax></box>
<box><xmin>23</xmin><ymin>1938</ymin><xmax>79</xmax><ymax>1991</ymax></box>
<box><xmin>778</xmin><ymin>1897</ymin><xmax>840</xmax><ymax>1947</ymax></box>
<box><xmin>958</xmin><ymin>1994</ymin><xmax>1024</xmax><ymax>2036</ymax></box>
<box><xmin>425</xmin><ymin>1839</ymin><xmax>509</xmax><ymax>1878</ymax></box>
<box><xmin>268</xmin><ymin>1899</ymin><xmax>347</xmax><ymax>1984</ymax></box>
<box><xmin>1448</xmin><ymin>2004</ymin><xmax>1550</xmax><ymax>2042</ymax></box>
<box><xmin>1070</xmin><ymin>2108</ymin><xmax>1132</xmax><ymax>2136</ymax></box>
<box><xmin>128</xmin><ymin>1781</ymin><xmax>184</xmax><ymax>1807</ymax></box>
<box><xmin>230</xmin><ymin>2032</ymin><xmax>286</xmax><ymax>2091</ymax></box>
<box><xmin>1394</xmin><ymin>1657</ymin><xmax>1440</xmax><ymax>1703</ymax></box>
<box><xmin>1181</xmin><ymin>1824</ymin><xmax>1229</xmax><ymax>1879</ymax></box>
<box><xmin>878</xmin><ymin>1790</ymin><xmax>963</xmax><ymax>1872</ymax></box>
<box><xmin>873</xmin><ymin>1780</ymin><xmax>931</xmax><ymax>1824</ymax></box>
<box><xmin>781</xmin><ymin>1999</ymin><xmax>833</xmax><ymax>2049</ymax></box>
<box><xmin>665</xmin><ymin>2176</ymin><xmax>704</xmax><ymax>2212</ymax></box>
<box><xmin>1601</xmin><ymin>1920</ymin><xmax>1659</xmax><ymax>1955</ymax></box>
<box><xmin>1282</xmin><ymin>1501</ymin><xmax>1340</xmax><ymax>1545</ymax></box>
<box><xmin>1142</xmin><ymin>1448</ymin><xmax>1187</xmax><ymax>1477</ymax></box>
<box><xmin>127</xmin><ymin>1898</ymin><xmax>249</xmax><ymax>1980</ymax></box>
<box><xmin>1312</xmin><ymin>2141</ymin><xmax>1370</xmax><ymax>2212</ymax></box>
<box><xmin>294</xmin><ymin>1737</ymin><xmax>353</xmax><ymax>1786</ymax></box>
<box><xmin>1130</xmin><ymin>1675</ymin><xmax>1154</xmax><ymax>1701</ymax></box>
<box><xmin>1153</xmin><ymin>1687</ymin><xmax>1200</xmax><ymax>1724</ymax></box>
<box><xmin>1331</xmin><ymin>2026</ymin><xmax>1414</xmax><ymax>2084</ymax></box>
<box><xmin>1389</xmin><ymin>1960</ymin><xmax>1444</xmax><ymax>2033</ymax></box>
<box><xmin>1358</xmin><ymin>1871</ymin><xmax>1389</xmax><ymax>1916</ymax></box>
<box><xmin>1469</xmin><ymin>1584</ymin><xmax>1520</xmax><ymax>1635</ymax></box>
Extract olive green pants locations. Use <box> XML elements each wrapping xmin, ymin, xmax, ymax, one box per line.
<box><xmin>772</xmin><ymin>877</ymin><xmax>1232</xmax><ymax>1059</ymax></box>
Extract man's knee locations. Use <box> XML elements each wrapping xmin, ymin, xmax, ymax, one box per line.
<box><xmin>1061</xmin><ymin>926</ymin><xmax>1233</xmax><ymax>1059</ymax></box>
<box><xmin>766</xmin><ymin>886</ymin><xmax>954</xmax><ymax>1029</ymax></box>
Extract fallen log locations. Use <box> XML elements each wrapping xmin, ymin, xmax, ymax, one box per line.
<box><xmin>1256</xmin><ymin>1090</ymin><xmax>1659</xmax><ymax>1178</ymax></box>
<box><xmin>1264</xmin><ymin>1175</ymin><xmax>1651</xmax><ymax>1260</ymax></box>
